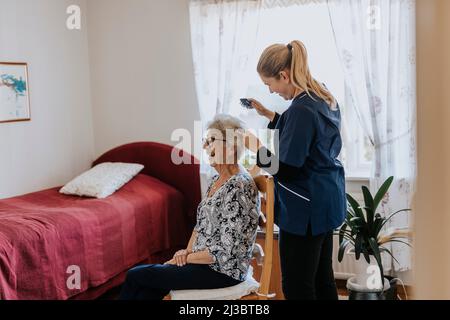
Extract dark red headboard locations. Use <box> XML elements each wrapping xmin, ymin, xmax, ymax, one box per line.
<box><xmin>92</xmin><ymin>142</ymin><xmax>201</xmax><ymax>225</ymax></box>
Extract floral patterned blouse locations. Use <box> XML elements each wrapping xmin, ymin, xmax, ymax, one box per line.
<box><xmin>192</xmin><ymin>172</ymin><xmax>260</xmax><ymax>281</ymax></box>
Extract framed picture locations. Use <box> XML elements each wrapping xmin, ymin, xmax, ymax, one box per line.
<box><xmin>0</xmin><ymin>62</ymin><xmax>31</xmax><ymax>123</ymax></box>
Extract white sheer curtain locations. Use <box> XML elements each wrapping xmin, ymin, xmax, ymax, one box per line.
<box><xmin>189</xmin><ymin>0</ymin><xmax>262</xmax><ymax>122</ymax></box>
<box><xmin>189</xmin><ymin>0</ymin><xmax>262</xmax><ymax>185</ymax></box>
<box><xmin>327</xmin><ymin>0</ymin><xmax>416</xmax><ymax>272</ymax></box>
<box><xmin>261</xmin><ymin>0</ymin><xmax>326</xmax><ymax>7</ymax></box>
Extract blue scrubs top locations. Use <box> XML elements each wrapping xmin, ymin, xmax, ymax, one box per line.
<box><xmin>271</xmin><ymin>92</ymin><xmax>346</xmax><ymax>236</ymax></box>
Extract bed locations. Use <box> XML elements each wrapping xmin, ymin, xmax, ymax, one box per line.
<box><xmin>0</xmin><ymin>142</ymin><xmax>201</xmax><ymax>300</ymax></box>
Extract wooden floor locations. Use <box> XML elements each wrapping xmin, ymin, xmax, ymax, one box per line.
<box><xmin>337</xmin><ymin>280</ymin><xmax>349</xmax><ymax>298</ymax></box>
<box><xmin>98</xmin><ymin>282</ymin><xmax>413</xmax><ymax>300</ymax></box>
<box><xmin>97</xmin><ymin>273</ymin><xmax>408</xmax><ymax>301</ymax></box>
<box><xmin>99</xmin><ymin>281</ymin><xmax>349</xmax><ymax>300</ymax></box>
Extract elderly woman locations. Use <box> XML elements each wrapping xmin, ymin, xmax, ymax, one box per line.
<box><xmin>119</xmin><ymin>114</ymin><xmax>260</xmax><ymax>300</ymax></box>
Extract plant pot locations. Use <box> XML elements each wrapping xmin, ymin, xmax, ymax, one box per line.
<box><xmin>383</xmin><ymin>276</ymin><xmax>398</xmax><ymax>300</ymax></box>
<box><xmin>347</xmin><ymin>276</ymin><xmax>398</xmax><ymax>300</ymax></box>
<box><xmin>346</xmin><ymin>248</ymin><xmax>387</xmax><ymax>291</ymax></box>
<box><xmin>345</xmin><ymin>248</ymin><xmax>395</xmax><ymax>300</ymax></box>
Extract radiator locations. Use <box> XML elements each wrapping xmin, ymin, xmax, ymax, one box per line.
<box><xmin>333</xmin><ymin>236</ymin><xmax>359</xmax><ymax>279</ymax></box>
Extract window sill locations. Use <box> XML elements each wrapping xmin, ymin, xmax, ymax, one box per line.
<box><xmin>345</xmin><ymin>177</ymin><xmax>370</xmax><ymax>183</ymax></box>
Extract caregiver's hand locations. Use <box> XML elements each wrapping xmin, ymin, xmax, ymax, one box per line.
<box><xmin>249</xmin><ymin>99</ymin><xmax>276</xmax><ymax>122</ymax></box>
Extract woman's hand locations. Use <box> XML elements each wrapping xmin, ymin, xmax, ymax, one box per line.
<box><xmin>164</xmin><ymin>258</ymin><xmax>176</xmax><ymax>265</ymax></box>
<box><xmin>250</xmin><ymin>99</ymin><xmax>276</xmax><ymax>121</ymax></box>
<box><xmin>173</xmin><ymin>249</ymin><xmax>191</xmax><ymax>267</ymax></box>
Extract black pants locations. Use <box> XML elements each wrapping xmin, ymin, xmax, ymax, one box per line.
<box><xmin>118</xmin><ymin>264</ymin><xmax>241</xmax><ymax>300</ymax></box>
<box><xmin>279</xmin><ymin>226</ymin><xmax>338</xmax><ymax>300</ymax></box>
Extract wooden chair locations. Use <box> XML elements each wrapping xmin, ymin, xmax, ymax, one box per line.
<box><xmin>240</xmin><ymin>174</ymin><xmax>275</xmax><ymax>300</ymax></box>
<box><xmin>166</xmin><ymin>174</ymin><xmax>275</xmax><ymax>300</ymax></box>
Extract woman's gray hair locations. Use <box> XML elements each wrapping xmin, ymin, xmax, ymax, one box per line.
<box><xmin>206</xmin><ymin>114</ymin><xmax>246</xmax><ymax>160</ymax></box>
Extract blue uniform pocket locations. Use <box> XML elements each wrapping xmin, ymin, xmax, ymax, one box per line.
<box><xmin>276</xmin><ymin>181</ymin><xmax>312</xmax><ymax>235</ymax></box>
<box><xmin>277</xmin><ymin>182</ymin><xmax>311</xmax><ymax>202</ymax></box>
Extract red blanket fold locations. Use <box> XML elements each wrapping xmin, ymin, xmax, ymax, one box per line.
<box><xmin>0</xmin><ymin>174</ymin><xmax>188</xmax><ymax>300</ymax></box>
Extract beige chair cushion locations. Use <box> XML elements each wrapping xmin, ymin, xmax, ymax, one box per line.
<box><xmin>169</xmin><ymin>266</ymin><xmax>259</xmax><ymax>300</ymax></box>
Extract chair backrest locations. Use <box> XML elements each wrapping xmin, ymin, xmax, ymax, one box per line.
<box><xmin>252</xmin><ymin>175</ymin><xmax>275</xmax><ymax>299</ymax></box>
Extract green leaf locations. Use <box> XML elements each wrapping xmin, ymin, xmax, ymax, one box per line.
<box><xmin>350</xmin><ymin>216</ymin><xmax>364</xmax><ymax>224</ymax></box>
<box><xmin>362</xmin><ymin>186</ymin><xmax>375</xmax><ymax>226</ymax></box>
<box><xmin>379</xmin><ymin>247</ymin><xmax>400</xmax><ymax>265</ymax></box>
<box><xmin>337</xmin><ymin>231</ymin><xmax>356</xmax><ymax>245</ymax></box>
<box><xmin>342</xmin><ymin>235</ymin><xmax>356</xmax><ymax>246</ymax></box>
<box><xmin>336</xmin><ymin>229</ymin><xmax>353</xmax><ymax>237</ymax></box>
<box><xmin>346</xmin><ymin>194</ymin><xmax>365</xmax><ymax>220</ymax></box>
<box><xmin>385</xmin><ymin>239</ymin><xmax>412</xmax><ymax>248</ymax></box>
<box><xmin>368</xmin><ymin>237</ymin><xmax>384</xmax><ymax>286</ymax></box>
<box><xmin>355</xmin><ymin>234</ymin><xmax>362</xmax><ymax>260</ymax></box>
<box><xmin>362</xmin><ymin>247</ymin><xmax>371</xmax><ymax>264</ymax></box>
<box><xmin>364</xmin><ymin>207</ymin><xmax>375</xmax><ymax>235</ymax></box>
<box><xmin>338</xmin><ymin>223</ymin><xmax>348</xmax><ymax>245</ymax></box>
<box><xmin>338</xmin><ymin>239</ymin><xmax>350</xmax><ymax>262</ymax></box>
<box><xmin>380</xmin><ymin>209</ymin><xmax>412</xmax><ymax>230</ymax></box>
<box><xmin>373</xmin><ymin>216</ymin><xmax>384</xmax><ymax>238</ymax></box>
<box><xmin>373</xmin><ymin>176</ymin><xmax>394</xmax><ymax>213</ymax></box>
<box><xmin>347</xmin><ymin>208</ymin><xmax>355</xmax><ymax>219</ymax></box>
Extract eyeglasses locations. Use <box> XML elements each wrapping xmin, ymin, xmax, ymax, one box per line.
<box><xmin>203</xmin><ymin>137</ymin><xmax>226</xmax><ymax>147</ymax></box>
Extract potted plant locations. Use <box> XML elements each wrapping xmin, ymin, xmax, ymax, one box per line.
<box><xmin>336</xmin><ymin>176</ymin><xmax>411</xmax><ymax>299</ymax></box>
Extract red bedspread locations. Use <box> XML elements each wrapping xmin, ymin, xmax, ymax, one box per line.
<box><xmin>0</xmin><ymin>174</ymin><xmax>189</xmax><ymax>300</ymax></box>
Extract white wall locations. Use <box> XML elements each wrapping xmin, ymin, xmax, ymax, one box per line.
<box><xmin>0</xmin><ymin>0</ymin><xmax>94</xmax><ymax>199</ymax></box>
<box><xmin>87</xmin><ymin>0</ymin><xmax>200</xmax><ymax>157</ymax></box>
<box><xmin>0</xmin><ymin>0</ymin><xmax>199</xmax><ymax>198</ymax></box>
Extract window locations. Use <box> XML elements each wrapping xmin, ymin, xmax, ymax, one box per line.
<box><xmin>235</xmin><ymin>2</ymin><xmax>374</xmax><ymax>178</ymax></box>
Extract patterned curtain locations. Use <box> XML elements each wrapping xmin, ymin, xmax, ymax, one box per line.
<box><xmin>327</xmin><ymin>0</ymin><xmax>416</xmax><ymax>272</ymax></box>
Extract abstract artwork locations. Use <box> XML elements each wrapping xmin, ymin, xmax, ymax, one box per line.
<box><xmin>0</xmin><ymin>62</ymin><xmax>30</xmax><ymax>123</ymax></box>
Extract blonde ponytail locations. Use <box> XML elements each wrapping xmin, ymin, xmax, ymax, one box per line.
<box><xmin>257</xmin><ymin>40</ymin><xmax>337</xmax><ymax>109</ymax></box>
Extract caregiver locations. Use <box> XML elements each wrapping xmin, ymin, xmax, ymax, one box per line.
<box><xmin>242</xmin><ymin>40</ymin><xmax>346</xmax><ymax>300</ymax></box>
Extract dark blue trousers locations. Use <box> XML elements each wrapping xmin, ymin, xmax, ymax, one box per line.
<box><xmin>119</xmin><ymin>264</ymin><xmax>241</xmax><ymax>300</ymax></box>
<box><xmin>279</xmin><ymin>226</ymin><xmax>338</xmax><ymax>300</ymax></box>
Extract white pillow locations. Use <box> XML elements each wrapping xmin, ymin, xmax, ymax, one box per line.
<box><xmin>169</xmin><ymin>266</ymin><xmax>260</xmax><ymax>300</ymax></box>
<box><xmin>59</xmin><ymin>162</ymin><xmax>144</xmax><ymax>199</ymax></box>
